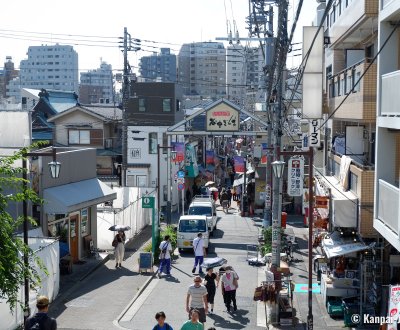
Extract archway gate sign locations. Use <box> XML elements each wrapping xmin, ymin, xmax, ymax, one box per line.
<box><xmin>166</xmin><ymin>98</ymin><xmax>269</xmax><ymax>136</ymax></box>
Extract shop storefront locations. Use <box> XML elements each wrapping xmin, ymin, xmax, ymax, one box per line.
<box><xmin>43</xmin><ymin>177</ymin><xmax>116</xmax><ymax>263</ymax></box>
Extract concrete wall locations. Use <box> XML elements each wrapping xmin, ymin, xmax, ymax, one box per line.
<box><xmin>40</xmin><ymin>148</ymin><xmax>97</xmax><ymax>189</ymax></box>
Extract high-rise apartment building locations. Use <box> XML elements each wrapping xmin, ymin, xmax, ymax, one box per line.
<box><xmin>6</xmin><ymin>44</ymin><xmax>78</xmax><ymax>100</ymax></box>
<box><xmin>79</xmin><ymin>61</ymin><xmax>114</xmax><ymax>104</ymax></box>
<box><xmin>0</xmin><ymin>56</ymin><xmax>18</xmax><ymax>98</ymax></box>
<box><xmin>139</xmin><ymin>48</ymin><xmax>177</xmax><ymax>83</ymax></box>
<box><xmin>178</xmin><ymin>42</ymin><xmax>226</xmax><ymax>98</ymax></box>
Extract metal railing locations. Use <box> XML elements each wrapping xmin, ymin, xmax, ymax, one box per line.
<box><xmin>378</xmin><ymin>179</ymin><xmax>399</xmax><ymax>235</ymax></box>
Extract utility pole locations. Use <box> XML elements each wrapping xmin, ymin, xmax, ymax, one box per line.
<box><xmin>121</xmin><ymin>27</ymin><xmax>140</xmax><ymax>187</ymax></box>
<box><xmin>121</xmin><ymin>27</ymin><xmax>129</xmax><ymax>187</ymax></box>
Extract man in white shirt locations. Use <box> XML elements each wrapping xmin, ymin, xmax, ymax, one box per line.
<box><xmin>186</xmin><ymin>276</ymin><xmax>208</xmax><ymax>324</ymax></box>
<box><xmin>158</xmin><ymin>235</ymin><xmax>173</xmax><ymax>278</ymax></box>
<box><xmin>192</xmin><ymin>233</ymin><xmax>206</xmax><ymax>275</ymax></box>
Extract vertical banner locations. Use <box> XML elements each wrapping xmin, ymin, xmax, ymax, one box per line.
<box><xmin>302</xmin><ymin>133</ymin><xmax>309</xmax><ymax>151</ymax></box>
<box><xmin>309</xmin><ymin>119</ymin><xmax>321</xmax><ymax>148</ymax></box>
<box><xmin>234</xmin><ymin>156</ymin><xmax>245</xmax><ymax>173</ymax></box>
<box><xmin>185</xmin><ymin>144</ymin><xmax>199</xmax><ymax>178</ymax></box>
<box><xmin>288</xmin><ymin>157</ymin><xmax>304</xmax><ymax>196</ymax></box>
<box><xmin>206</xmin><ymin>150</ymin><xmax>215</xmax><ymax>164</ymax></box>
<box><xmin>261</xmin><ymin>143</ymin><xmax>269</xmax><ymax>165</ymax></box>
<box><xmin>172</xmin><ymin>142</ymin><xmax>185</xmax><ymax>163</ymax></box>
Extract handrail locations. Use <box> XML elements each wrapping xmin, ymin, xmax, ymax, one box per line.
<box><xmin>328</xmin><ymin>57</ymin><xmax>373</xmax><ymax>80</ymax></box>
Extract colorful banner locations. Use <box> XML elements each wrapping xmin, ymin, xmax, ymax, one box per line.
<box><xmin>234</xmin><ymin>156</ymin><xmax>245</xmax><ymax>173</ymax></box>
<box><xmin>288</xmin><ymin>157</ymin><xmax>304</xmax><ymax>196</ymax></box>
<box><xmin>261</xmin><ymin>143</ymin><xmax>268</xmax><ymax>165</ymax></box>
<box><xmin>172</xmin><ymin>142</ymin><xmax>185</xmax><ymax>163</ymax></box>
<box><xmin>185</xmin><ymin>144</ymin><xmax>199</xmax><ymax>178</ymax></box>
<box><xmin>206</xmin><ymin>150</ymin><xmax>215</xmax><ymax>165</ymax></box>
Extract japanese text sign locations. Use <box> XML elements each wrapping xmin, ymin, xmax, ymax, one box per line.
<box><xmin>206</xmin><ymin>106</ymin><xmax>239</xmax><ymax>131</ymax></box>
<box><xmin>288</xmin><ymin>157</ymin><xmax>304</xmax><ymax>197</ymax></box>
<box><xmin>309</xmin><ymin>119</ymin><xmax>321</xmax><ymax>148</ymax></box>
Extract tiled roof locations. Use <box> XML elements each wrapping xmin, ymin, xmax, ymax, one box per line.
<box><xmin>82</xmin><ymin>105</ymin><xmax>122</xmax><ymax>120</ymax></box>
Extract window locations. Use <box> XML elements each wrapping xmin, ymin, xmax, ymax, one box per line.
<box><xmin>353</xmin><ymin>71</ymin><xmax>361</xmax><ymax>92</ymax></box>
<box><xmin>346</xmin><ymin>73</ymin><xmax>352</xmax><ymax>93</ymax></box>
<box><xmin>149</xmin><ymin>132</ymin><xmax>158</xmax><ymax>154</ymax></box>
<box><xmin>163</xmin><ymin>99</ymin><xmax>172</xmax><ymax>112</ymax></box>
<box><xmin>68</xmin><ymin>130</ymin><xmax>90</xmax><ymax>144</ymax></box>
<box><xmin>349</xmin><ymin>172</ymin><xmax>358</xmax><ymax>194</ymax></box>
<box><xmin>136</xmin><ymin>175</ymin><xmax>147</xmax><ymax>187</ymax></box>
<box><xmin>337</xmin><ymin>78</ymin><xmax>341</xmax><ymax>96</ymax></box>
<box><xmin>139</xmin><ymin>98</ymin><xmax>146</xmax><ymax>112</ymax></box>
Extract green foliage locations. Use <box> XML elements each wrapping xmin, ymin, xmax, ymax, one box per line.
<box><xmin>260</xmin><ymin>226</ymin><xmax>287</xmax><ymax>257</ymax></box>
<box><xmin>0</xmin><ymin>147</ymin><xmax>47</xmax><ymax>311</ymax></box>
<box><xmin>146</xmin><ymin>225</ymin><xmax>178</xmax><ymax>264</ymax></box>
<box><xmin>160</xmin><ymin>225</ymin><xmax>177</xmax><ymax>251</ymax></box>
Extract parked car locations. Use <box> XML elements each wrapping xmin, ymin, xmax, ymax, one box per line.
<box><xmin>176</xmin><ymin>215</ymin><xmax>209</xmax><ymax>252</ymax></box>
<box><xmin>188</xmin><ymin>196</ymin><xmax>217</xmax><ymax>234</ymax></box>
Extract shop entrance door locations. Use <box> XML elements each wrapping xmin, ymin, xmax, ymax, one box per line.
<box><xmin>69</xmin><ymin>214</ymin><xmax>79</xmax><ymax>263</ymax></box>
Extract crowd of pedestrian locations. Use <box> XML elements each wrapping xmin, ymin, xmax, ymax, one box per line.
<box><xmin>151</xmin><ymin>262</ymin><xmax>239</xmax><ymax>329</ymax></box>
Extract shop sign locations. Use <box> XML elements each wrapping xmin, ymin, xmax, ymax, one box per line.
<box><xmin>206</xmin><ymin>107</ymin><xmax>239</xmax><ymax>131</ymax></box>
<box><xmin>315</xmin><ymin>196</ymin><xmax>329</xmax><ymax>209</ymax></box>
<box><xmin>309</xmin><ymin>119</ymin><xmax>321</xmax><ymax>148</ymax></box>
<box><xmin>387</xmin><ymin>285</ymin><xmax>400</xmax><ymax>328</ymax></box>
<box><xmin>288</xmin><ymin>157</ymin><xmax>304</xmax><ymax>196</ymax></box>
<box><xmin>265</xmin><ymin>184</ymin><xmax>271</xmax><ymax>208</ymax></box>
<box><xmin>142</xmin><ymin>196</ymin><xmax>155</xmax><ymax>209</ymax></box>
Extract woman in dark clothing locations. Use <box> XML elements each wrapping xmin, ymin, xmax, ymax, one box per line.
<box><xmin>204</xmin><ymin>267</ymin><xmax>218</xmax><ymax>314</ymax></box>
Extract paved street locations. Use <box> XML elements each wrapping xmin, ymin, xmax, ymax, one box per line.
<box><xmin>49</xmin><ymin>209</ymin><xmax>351</xmax><ymax>330</ymax></box>
<box><xmin>119</xmin><ymin>205</ymin><xmax>260</xmax><ymax>329</ymax></box>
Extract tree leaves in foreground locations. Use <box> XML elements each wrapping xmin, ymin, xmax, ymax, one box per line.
<box><xmin>0</xmin><ymin>147</ymin><xmax>47</xmax><ymax>311</ymax></box>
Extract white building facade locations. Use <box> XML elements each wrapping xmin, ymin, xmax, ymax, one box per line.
<box><xmin>374</xmin><ymin>0</ymin><xmax>400</xmax><ymax>253</ymax></box>
<box><xmin>7</xmin><ymin>44</ymin><xmax>79</xmax><ymax>100</ymax></box>
<box><xmin>79</xmin><ymin>61</ymin><xmax>114</xmax><ymax>103</ymax></box>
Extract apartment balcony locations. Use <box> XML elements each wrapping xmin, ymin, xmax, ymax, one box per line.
<box><xmin>328</xmin><ymin>0</ymin><xmax>378</xmax><ymax>48</ymax></box>
<box><xmin>374</xmin><ymin>179</ymin><xmax>400</xmax><ymax>250</ymax></box>
<box><xmin>381</xmin><ymin>70</ymin><xmax>400</xmax><ymax>117</ymax></box>
<box><xmin>330</xmin><ymin>152</ymin><xmax>375</xmax><ymax>237</ymax></box>
<box><xmin>377</xmin><ymin>179</ymin><xmax>399</xmax><ymax>234</ymax></box>
<box><xmin>328</xmin><ymin>59</ymin><xmax>376</xmax><ymax>121</ymax></box>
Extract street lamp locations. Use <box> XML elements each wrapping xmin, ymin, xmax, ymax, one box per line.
<box><xmin>271</xmin><ymin>160</ymin><xmax>285</xmax><ymax>179</ymax></box>
<box><xmin>157</xmin><ymin>145</ymin><xmax>176</xmax><ymax>224</ymax></box>
<box><xmin>22</xmin><ymin>147</ymin><xmax>60</xmax><ymax>322</ymax></box>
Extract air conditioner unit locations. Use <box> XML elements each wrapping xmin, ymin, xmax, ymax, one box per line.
<box><xmin>105</xmin><ymin>138</ymin><xmax>112</xmax><ymax>149</ymax></box>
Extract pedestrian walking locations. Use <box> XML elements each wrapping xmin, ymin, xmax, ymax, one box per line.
<box><xmin>152</xmin><ymin>311</ymin><xmax>173</xmax><ymax>330</ymax></box>
<box><xmin>226</xmin><ymin>187</ymin><xmax>232</xmax><ymax>208</ymax></box>
<box><xmin>192</xmin><ymin>233</ymin><xmax>206</xmax><ymax>275</ymax></box>
<box><xmin>113</xmin><ymin>230</ymin><xmax>126</xmax><ymax>268</ymax></box>
<box><xmin>204</xmin><ymin>267</ymin><xmax>217</xmax><ymax>314</ymax></box>
<box><xmin>220</xmin><ymin>265</ymin><xmax>239</xmax><ymax>312</ymax></box>
<box><xmin>158</xmin><ymin>235</ymin><xmax>173</xmax><ymax>278</ymax></box>
<box><xmin>217</xmin><ymin>266</ymin><xmax>227</xmax><ymax>306</ymax></box>
<box><xmin>25</xmin><ymin>295</ymin><xmax>57</xmax><ymax>330</ymax></box>
<box><xmin>180</xmin><ymin>309</ymin><xmax>203</xmax><ymax>330</ymax></box>
<box><xmin>186</xmin><ymin>276</ymin><xmax>208</xmax><ymax>325</ymax></box>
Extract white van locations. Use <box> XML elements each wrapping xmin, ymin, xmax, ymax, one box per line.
<box><xmin>188</xmin><ymin>196</ymin><xmax>217</xmax><ymax>234</ymax></box>
<box><xmin>177</xmin><ymin>215</ymin><xmax>209</xmax><ymax>251</ymax></box>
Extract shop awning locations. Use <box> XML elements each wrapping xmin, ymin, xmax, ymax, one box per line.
<box><xmin>322</xmin><ymin>231</ymin><xmax>368</xmax><ymax>258</ymax></box>
<box><xmin>43</xmin><ymin>178</ymin><xmax>117</xmax><ymax>214</ymax></box>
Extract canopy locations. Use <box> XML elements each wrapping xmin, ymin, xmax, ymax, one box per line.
<box><xmin>322</xmin><ymin>231</ymin><xmax>368</xmax><ymax>258</ymax></box>
<box><xmin>43</xmin><ymin>178</ymin><xmax>117</xmax><ymax>214</ymax></box>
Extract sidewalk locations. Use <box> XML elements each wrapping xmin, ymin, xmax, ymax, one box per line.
<box><xmin>50</xmin><ymin>226</ymin><xmax>154</xmax><ymax>330</ymax></box>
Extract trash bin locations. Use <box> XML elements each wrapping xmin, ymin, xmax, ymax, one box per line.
<box><xmin>281</xmin><ymin>212</ymin><xmax>287</xmax><ymax>228</ymax></box>
<box><xmin>342</xmin><ymin>298</ymin><xmax>359</xmax><ymax>327</ymax></box>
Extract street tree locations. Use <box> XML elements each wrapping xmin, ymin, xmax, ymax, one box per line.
<box><xmin>0</xmin><ymin>147</ymin><xmax>46</xmax><ymax>311</ymax></box>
